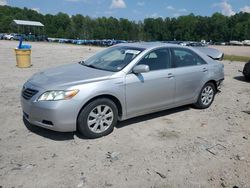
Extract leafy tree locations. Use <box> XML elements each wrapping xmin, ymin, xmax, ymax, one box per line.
<box><xmin>0</xmin><ymin>5</ymin><xmax>250</xmax><ymax>42</ymax></box>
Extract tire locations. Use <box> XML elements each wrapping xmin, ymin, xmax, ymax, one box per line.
<box><xmin>77</xmin><ymin>98</ymin><xmax>118</xmax><ymax>139</ymax></box>
<box><xmin>194</xmin><ymin>82</ymin><xmax>216</xmax><ymax>109</ymax></box>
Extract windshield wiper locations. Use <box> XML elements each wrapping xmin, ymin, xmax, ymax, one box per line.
<box><xmin>79</xmin><ymin>60</ymin><xmax>113</xmax><ymax>72</ymax></box>
<box><xmin>79</xmin><ymin>60</ymin><xmax>86</xmax><ymax>65</ymax></box>
<box><xmin>79</xmin><ymin>61</ymin><xmax>97</xmax><ymax>69</ymax></box>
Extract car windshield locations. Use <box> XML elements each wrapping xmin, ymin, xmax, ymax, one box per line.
<box><xmin>82</xmin><ymin>46</ymin><xmax>144</xmax><ymax>72</ymax></box>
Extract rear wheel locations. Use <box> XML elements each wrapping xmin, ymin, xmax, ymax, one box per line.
<box><xmin>194</xmin><ymin>82</ymin><xmax>216</xmax><ymax>109</ymax></box>
<box><xmin>77</xmin><ymin>98</ymin><xmax>118</xmax><ymax>138</ymax></box>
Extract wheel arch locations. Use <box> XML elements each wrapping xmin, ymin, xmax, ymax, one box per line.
<box><xmin>77</xmin><ymin>94</ymin><xmax>123</xmax><ymax>122</ymax></box>
<box><xmin>205</xmin><ymin>80</ymin><xmax>217</xmax><ymax>91</ymax></box>
<box><xmin>194</xmin><ymin>79</ymin><xmax>218</xmax><ymax>103</ymax></box>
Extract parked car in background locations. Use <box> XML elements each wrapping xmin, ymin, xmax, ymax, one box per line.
<box><xmin>21</xmin><ymin>42</ymin><xmax>224</xmax><ymax>138</ymax></box>
<box><xmin>165</xmin><ymin>41</ymin><xmax>207</xmax><ymax>47</ymax></box>
<box><xmin>13</xmin><ymin>34</ymin><xmax>22</xmax><ymax>40</ymax></box>
<box><xmin>186</xmin><ymin>42</ymin><xmax>206</xmax><ymax>47</ymax></box>
<box><xmin>48</xmin><ymin>38</ymin><xmax>61</xmax><ymax>43</ymax></box>
<box><xmin>229</xmin><ymin>40</ymin><xmax>243</xmax><ymax>46</ymax></box>
<box><xmin>4</xmin><ymin>33</ymin><xmax>15</xmax><ymax>40</ymax></box>
<box><xmin>165</xmin><ymin>41</ymin><xmax>192</xmax><ymax>46</ymax></box>
<box><xmin>213</xmin><ymin>42</ymin><xmax>226</xmax><ymax>45</ymax></box>
<box><xmin>243</xmin><ymin>40</ymin><xmax>250</xmax><ymax>46</ymax></box>
<box><xmin>3</xmin><ymin>33</ymin><xmax>26</xmax><ymax>40</ymax></box>
<box><xmin>0</xmin><ymin>33</ymin><xmax>5</xmax><ymax>39</ymax></box>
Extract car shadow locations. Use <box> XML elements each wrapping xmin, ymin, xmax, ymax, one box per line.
<box><xmin>23</xmin><ymin>105</ymin><xmax>191</xmax><ymax>140</ymax></box>
<box><xmin>23</xmin><ymin>117</ymin><xmax>75</xmax><ymax>141</ymax></box>
<box><xmin>234</xmin><ymin>76</ymin><xmax>250</xmax><ymax>83</ymax></box>
<box><xmin>116</xmin><ymin>105</ymin><xmax>191</xmax><ymax>129</ymax></box>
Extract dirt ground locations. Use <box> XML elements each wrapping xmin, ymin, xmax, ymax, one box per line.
<box><xmin>0</xmin><ymin>41</ymin><xmax>249</xmax><ymax>188</ymax></box>
<box><xmin>209</xmin><ymin>45</ymin><xmax>250</xmax><ymax>57</ymax></box>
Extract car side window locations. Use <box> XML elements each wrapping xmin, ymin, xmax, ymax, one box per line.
<box><xmin>137</xmin><ymin>48</ymin><xmax>171</xmax><ymax>71</ymax></box>
<box><xmin>172</xmin><ymin>48</ymin><xmax>206</xmax><ymax>68</ymax></box>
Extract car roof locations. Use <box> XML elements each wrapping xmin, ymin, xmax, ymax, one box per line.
<box><xmin>116</xmin><ymin>42</ymin><xmax>181</xmax><ymax>50</ymax></box>
<box><xmin>116</xmin><ymin>42</ymin><xmax>222</xmax><ymax>62</ymax></box>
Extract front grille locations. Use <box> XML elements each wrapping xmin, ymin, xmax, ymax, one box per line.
<box><xmin>22</xmin><ymin>88</ymin><xmax>38</xmax><ymax>100</ymax></box>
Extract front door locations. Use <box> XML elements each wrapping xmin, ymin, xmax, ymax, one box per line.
<box><xmin>125</xmin><ymin>48</ymin><xmax>175</xmax><ymax>118</ymax></box>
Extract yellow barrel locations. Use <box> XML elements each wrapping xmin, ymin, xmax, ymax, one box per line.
<box><xmin>14</xmin><ymin>49</ymin><xmax>31</xmax><ymax>68</ymax></box>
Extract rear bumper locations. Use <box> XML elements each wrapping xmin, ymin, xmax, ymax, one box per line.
<box><xmin>216</xmin><ymin>79</ymin><xmax>224</xmax><ymax>90</ymax></box>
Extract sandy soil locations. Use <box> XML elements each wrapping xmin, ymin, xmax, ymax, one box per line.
<box><xmin>209</xmin><ymin>45</ymin><xmax>250</xmax><ymax>57</ymax></box>
<box><xmin>0</xmin><ymin>41</ymin><xmax>250</xmax><ymax>188</ymax></box>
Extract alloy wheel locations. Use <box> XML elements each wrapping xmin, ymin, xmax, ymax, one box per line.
<box><xmin>201</xmin><ymin>85</ymin><xmax>214</xmax><ymax>106</ymax></box>
<box><xmin>87</xmin><ymin>105</ymin><xmax>114</xmax><ymax>133</ymax></box>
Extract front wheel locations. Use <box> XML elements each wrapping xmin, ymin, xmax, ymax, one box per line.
<box><xmin>194</xmin><ymin>83</ymin><xmax>216</xmax><ymax>109</ymax></box>
<box><xmin>77</xmin><ymin>98</ymin><xmax>118</xmax><ymax>139</ymax></box>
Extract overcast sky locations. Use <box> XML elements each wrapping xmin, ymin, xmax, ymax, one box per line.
<box><xmin>1</xmin><ymin>0</ymin><xmax>250</xmax><ymax>20</ymax></box>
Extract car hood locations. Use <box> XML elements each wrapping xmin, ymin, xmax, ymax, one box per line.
<box><xmin>28</xmin><ymin>63</ymin><xmax>114</xmax><ymax>89</ymax></box>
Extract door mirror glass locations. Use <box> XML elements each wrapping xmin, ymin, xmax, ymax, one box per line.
<box><xmin>132</xmin><ymin>64</ymin><xmax>150</xmax><ymax>74</ymax></box>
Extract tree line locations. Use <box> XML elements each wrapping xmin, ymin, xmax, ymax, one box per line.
<box><xmin>0</xmin><ymin>5</ymin><xmax>250</xmax><ymax>42</ymax></box>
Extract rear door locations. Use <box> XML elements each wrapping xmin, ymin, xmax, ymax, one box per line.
<box><xmin>170</xmin><ymin>48</ymin><xmax>208</xmax><ymax>104</ymax></box>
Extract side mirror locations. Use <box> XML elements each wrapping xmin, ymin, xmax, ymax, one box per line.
<box><xmin>132</xmin><ymin>64</ymin><xmax>150</xmax><ymax>74</ymax></box>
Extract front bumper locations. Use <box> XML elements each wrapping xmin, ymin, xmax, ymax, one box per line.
<box><xmin>21</xmin><ymin>83</ymin><xmax>80</xmax><ymax>132</ymax></box>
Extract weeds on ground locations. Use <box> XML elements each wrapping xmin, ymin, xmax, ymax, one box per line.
<box><xmin>224</xmin><ymin>55</ymin><xmax>250</xmax><ymax>62</ymax></box>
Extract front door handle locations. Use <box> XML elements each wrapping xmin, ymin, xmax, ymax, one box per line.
<box><xmin>202</xmin><ymin>68</ymin><xmax>208</xmax><ymax>72</ymax></box>
<box><xmin>167</xmin><ymin>73</ymin><xmax>174</xmax><ymax>78</ymax></box>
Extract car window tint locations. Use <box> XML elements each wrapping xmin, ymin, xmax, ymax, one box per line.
<box><xmin>138</xmin><ymin>48</ymin><xmax>171</xmax><ymax>71</ymax></box>
<box><xmin>173</xmin><ymin>48</ymin><xmax>206</xmax><ymax>68</ymax></box>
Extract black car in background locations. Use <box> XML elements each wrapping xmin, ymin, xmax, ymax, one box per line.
<box><xmin>0</xmin><ymin>33</ymin><xmax>5</xmax><ymax>39</ymax></box>
<box><xmin>243</xmin><ymin>61</ymin><xmax>250</xmax><ymax>80</ymax></box>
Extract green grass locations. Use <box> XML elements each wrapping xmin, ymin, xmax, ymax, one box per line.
<box><xmin>224</xmin><ymin>54</ymin><xmax>250</xmax><ymax>62</ymax></box>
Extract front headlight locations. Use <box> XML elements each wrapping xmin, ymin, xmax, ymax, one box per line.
<box><xmin>38</xmin><ymin>90</ymin><xmax>79</xmax><ymax>101</ymax></box>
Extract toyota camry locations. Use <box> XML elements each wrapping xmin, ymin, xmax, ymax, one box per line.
<box><xmin>21</xmin><ymin>43</ymin><xmax>224</xmax><ymax>138</ymax></box>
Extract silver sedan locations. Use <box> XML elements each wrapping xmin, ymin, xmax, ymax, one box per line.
<box><xmin>21</xmin><ymin>43</ymin><xmax>224</xmax><ymax>138</ymax></box>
